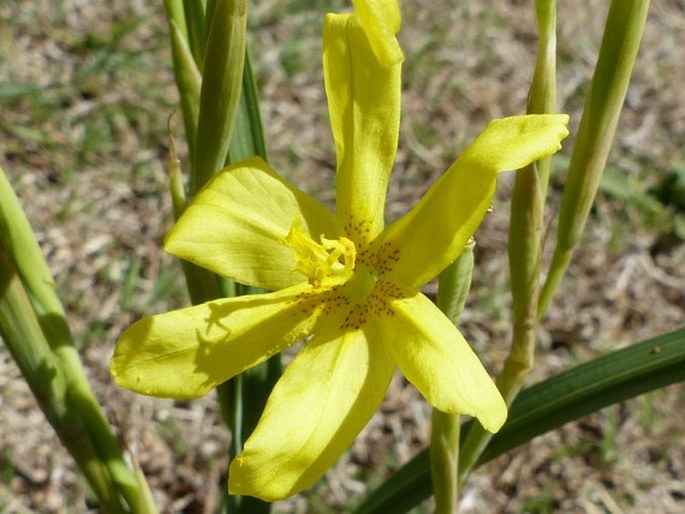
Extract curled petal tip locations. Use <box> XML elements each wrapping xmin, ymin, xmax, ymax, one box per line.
<box><xmin>352</xmin><ymin>0</ymin><xmax>404</xmax><ymax>68</ymax></box>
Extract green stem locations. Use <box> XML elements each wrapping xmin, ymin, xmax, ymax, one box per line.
<box><xmin>184</xmin><ymin>0</ymin><xmax>207</xmax><ymax>70</ymax></box>
<box><xmin>430</xmin><ymin>240</ymin><xmax>474</xmax><ymax>512</ymax></box>
<box><xmin>164</xmin><ymin>3</ymin><xmax>273</xmax><ymax>510</ymax></box>
<box><xmin>217</xmin><ymin>54</ymin><xmax>275</xmax><ymax>513</ymax></box>
<box><xmin>0</xmin><ymin>252</ymin><xmax>126</xmax><ymax>514</ymax></box>
<box><xmin>430</xmin><ymin>411</ymin><xmax>460</xmax><ymax>514</ymax></box>
<box><xmin>166</xmin><ymin>127</ymin><xmax>222</xmax><ymax>304</ymax></box>
<box><xmin>538</xmin><ymin>0</ymin><xmax>650</xmax><ymax>318</ymax></box>
<box><xmin>458</xmin><ymin>0</ymin><xmax>557</xmax><ymax>486</ymax></box>
<box><xmin>0</xmin><ymin>167</ymin><xmax>156</xmax><ymax>513</ymax></box>
<box><xmin>192</xmin><ymin>0</ymin><xmax>247</xmax><ymax>193</ymax></box>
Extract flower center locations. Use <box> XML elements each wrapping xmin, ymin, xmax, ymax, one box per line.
<box><xmin>345</xmin><ymin>266</ymin><xmax>378</xmax><ymax>305</ymax></box>
<box><xmin>285</xmin><ymin>219</ymin><xmax>407</xmax><ymax>331</ymax></box>
<box><xmin>285</xmin><ymin>219</ymin><xmax>355</xmax><ymax>287</ymax></box>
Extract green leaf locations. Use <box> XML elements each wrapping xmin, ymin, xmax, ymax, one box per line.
<box><xmin>167</xmin><ymin>18</ymin><xmax>202</xmax><ymax>166</ymax></box>
<box><xmin>538</xmin><ymin>0</ymin><xmax>650</xmax><ymax>317</ymax></box>
<box><xmin>355</xmin><ymin>326</ymin><xmax>685</xmax><ymax>513</ymax></box>
<box><xmin>227</xmin><ymin>50</ymin><xmax>268</xmax><ymax>163</ymax></box>
<box><xmin>184</xmin><ymin>0</ymin><xmax>207</xmax><ymax>69</ymax></box>
<box><xmin>192</xmin><ymin>0</ymin><xmax>247</xmax><ymax>192</ymax></box>
<box><xmin>0</xmin><ymin>166</ymin><xmax>157</xmax><ymax>513</ymax></box>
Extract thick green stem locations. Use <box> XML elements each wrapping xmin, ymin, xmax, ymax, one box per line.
<box><xmin>430</xmin><ymin>240</ymin><xmax>474</xmax><ymax>512</ymax></box>
<box><xmin>192</xmin><ymin>0</ymin><xmax>247</xmax><ymax>193</ymax></box>
<box><xmin>538</xmin><ymin>0</ymin><xmax>650</xmax><ymax>318</ymax></box>
<box><xmin>166</xmin><ymin>126</ymin><xmax>222</xmax><ymax>303</ymax></box>
<box><xmin>0</xmin><ymin>167</ymin><xmax>156</xmax><ymax>513</ymax></box>
<box><xmin>184</xmin><ymin>0</ymin><xmax>207</xmax><ymax>69</ymax></box>
<box><xmin>0</xmin><ymin>252</ymin><xmax>127</xmax><ymax>514</ymax></box>
<box><xmin>458</xmin><ymin>0</ymin><xmax>557</xmax><ymax>487</ymax></box>
<box><xmin>164</xmin><ymin>3</ymin><xmax>273</xmax><ymax>510</ymax></box>
<box><xmin>217</xmin><ymin>49</ymin><xmax>275</xmax><ymax>514</ymax></box>
<box><xmin>430</xmin><ymin>410</ymin><xmax>460</xmax><ymax>514</ymax></box>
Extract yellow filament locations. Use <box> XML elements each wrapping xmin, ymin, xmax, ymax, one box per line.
<box><xmin>285</xmin><ymin>219</ymin><xmax>356</xmax><ymax>286</ymax></box>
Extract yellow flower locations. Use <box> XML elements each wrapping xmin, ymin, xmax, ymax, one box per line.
<box><xmin>111</xmin><ymin>8</ymin><xmax>569</xmax><ymax>502</ymax></box>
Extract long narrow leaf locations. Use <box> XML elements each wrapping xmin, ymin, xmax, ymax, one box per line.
<box><xmin>0</xmin><ymin>253</ymin><xmax>124</xmax><ymax>513</ymax></box>
<box><xmin>227</xmin><ymin>50</ymin><xmax>267</xmax><ymax>163</ymax></box>
<box><xmin>168</xmin><ymin>19</ymin><xmax>202</xmax><ymax>165</ymax></box>
<box><xmin>538</xmin><ymin>0</ymin><xmax>650</xmax><ymax>316</ymax></box>
<box><xmin>184</xmin><ymin>0</ymin><xmax>207</xmax><ymax>69</ymax></box>
<box><xmin>192</xmin><ymin>0</ymin><xmax>247</xmax><ymax>192</ymax></box>
<box><xmin>355</xmin><ymin>327</ymin><xmax>685</xmax><ymax>513</ymax></box>
<box><xmin>0</xmin><ymin>166</ymin><xmax>155</xmax><ymax>512</ymax></box>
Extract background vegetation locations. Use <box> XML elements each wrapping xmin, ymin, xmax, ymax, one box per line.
<box><xmin>1</xmin><ymin>0</ymin><xmax>683</xmax><ymax>512</ymax></box>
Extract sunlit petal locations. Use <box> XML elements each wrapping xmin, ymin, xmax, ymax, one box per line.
<box><xmin>369</xmin><ymin>292</ymin><xmax>507</xmax><ymax>432</ymax></box>
<box><xmin>111</xmin><ymin>282</ymin><xmax>326</xmax><ymax>398</ymax></box>
<box><xmin>165</xmin><ymin>156</ymin><xmax>341</xmax><ymax>291</ymax></box>
<box><xmin>323</xmin><ymin>13</ymin><xmax>401</xmax><ymax>245</ymax></box>
<box><xmin>455</xmin><ymin>114</ymin><xmax>570</xmax><ymax>172</ymax></box>
<box><xmin>378</xmin><ymin>114</ymin><xmax>570</xmax><ymax>288</ymax></box>
<box><xmin>228</xmin><ymin>323</ymin><xmax>394</xmax><ymax>500</ymax></box>
<box><xmin>352</xmin><ymin>0</ymin><xmax>403</xmax><ymax>67</ymax></box>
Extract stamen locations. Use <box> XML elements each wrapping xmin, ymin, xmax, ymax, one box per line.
<box><xmin>285</xmin><ymin>218</ymin><xmax>356</xmax><ymax>286</ymax></box>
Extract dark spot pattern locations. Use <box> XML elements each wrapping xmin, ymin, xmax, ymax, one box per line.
<box><xmin>375</xmin><ymin>241</ymin><xmax>401</xmax><ymax>275</ymax></box>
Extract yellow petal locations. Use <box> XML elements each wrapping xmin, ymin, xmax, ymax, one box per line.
<box><xmin>378</xmin><ymin>114</ymin><xmax>570</xmax><ymax>288</ymax></box>
<box><xmin>165</xmin><ymin>156</ymin><xmax>341</xmax><ymax>291</ymax></box>
<box><xmin>369</xmin><ymin>292</ymin><xmax>507</xmax><ymax>432</ymax></box>
<box><xmin>110</xmin><ymin>282</ymin><xmax>325</xmax><ymax>398</ymax></box>
<box><xmin>228</xmin><ymin>324</ymin><xmax>394</xmax><ymax>500</ymax></box>
<box><xmin>351</xmin><ymin>0</ymin><xmax>403</xmax><ymax>68</ymax></box>
<box><xmin>455</xmin><ymin>114</ymin><xmax>570</xmax><ymax>173</ymax></box>
<box><xmin>323</xmin><ymin>13</ymin><xmax>401</xmax><ymax>245</ymax></box>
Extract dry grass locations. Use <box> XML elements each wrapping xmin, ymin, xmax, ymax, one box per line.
<box><xmin>1</xmin><ymin>0</ymin><xmax>684</xmax><ymax>512</ymax></box>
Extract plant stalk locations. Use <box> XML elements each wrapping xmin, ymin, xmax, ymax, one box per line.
<box><xmin>538</xmin><ymin>0</ymin><xmax>650</xmax><ymax>317</ymax></box>
<box><xmin>0</xmin><ymin>167</ymin><xmax>156</xmax><ymax>513</ymax></box>
<box><xmin>164</xmin><ymin>3</ymin><xmax>274</xmax><ymax>511</ymax></box>
<box><xmin>0</xmin><ymin>251</ymin><xmax>127</xmax><ymax>514</ymax></box>
<box><xmin>192</xmin><ymin>0</ymin><xmax>247</xmax><ymax>193</ymax></box>
<box><xmin>458</xmin><ymin>0</ymin><xmax>558</xmax><ymax>486</ymax></box>
<box><xmin>430</xmin><ymin>240</ymin><xmax>475</xmax><ymax>512</ymax></box>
